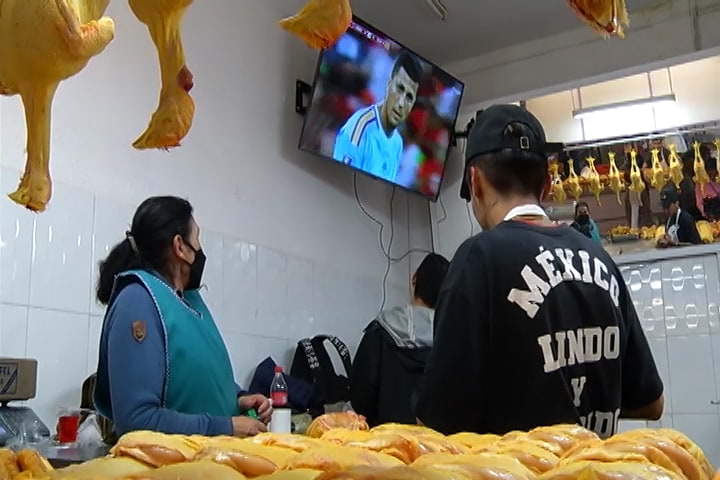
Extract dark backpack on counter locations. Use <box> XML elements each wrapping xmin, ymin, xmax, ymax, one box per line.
<box><xmin>290</xmin><ymin>335</ymin><xmax>352</xmax><ymax>417</ymax></box>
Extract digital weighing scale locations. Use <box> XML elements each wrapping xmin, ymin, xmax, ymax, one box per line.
<box><xmin>0</xmin><ymin>358</ymin><xmax>51</xmax><ymax>445</ymax></box>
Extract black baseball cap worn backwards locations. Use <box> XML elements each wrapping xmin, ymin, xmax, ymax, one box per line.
<box><xmin>461</xmin><ymin>105</ymin><xmax>548</xmax><ymax>201</ymax></box>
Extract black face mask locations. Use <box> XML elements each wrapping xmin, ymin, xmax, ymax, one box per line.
<box><xmin>182</xmin><ymin>239</ymin><xmax>206</xmax><ymax>291</ymax></box>
<box><xmin>576</xmin><ymin>214</ymin><xmax>590</xmax><ymax>226</ymax></box>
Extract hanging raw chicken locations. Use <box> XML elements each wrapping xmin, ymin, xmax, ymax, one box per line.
<box><xmin>280</xmin><ymin>0</ymin><xmax>353</xmax><ymax>50</ymax></box>
<box><xmin>607</xmin><ymin>152</ymin><xmax>624</xmax><ymax>205</ymax></box>
<box><xmin>650</xmin><ymin>149</ymin><xmax>666</xmax><ymax>190</ymax></box>
<box><xmin>668</xmin><ymin>144</ymin><xmax>683</xmax><ymax>189</ymax></box>
<box><xmin>550</xmin><ymin>163</ymin><xmax>567</xmax><ymax>204</ymax></box>
<box><xmin>692</xmin><ymin>141</ymin><xmax>710</xmax><ymax>196</ymax></box>
<box><xmin>629</xmin><ymin>150</ymin><xmax>645</xmax><ymax>207</ymax></box>
<box><xmin>0</xmin><ymin>0</ymin><xmax>115</xmax><ymax>212</ymax></box>
<box><xmin>586</xmin><ymin>156</ymin><xmax>604</xmax><ymax>206</ymax></box>
<box><xmin>129</xmin><ymin>0</ymin><xmax>196</xmax><ymax>150</ymax></box>
<box><xmin>567</xmin><ymin>0</ymin><xmax>629</xmax><ymax>37</ymax></box>
<box><xmin>565</xmin><ymin>159</ymin><xmax>584</xmax><ymax>202</ymax></box>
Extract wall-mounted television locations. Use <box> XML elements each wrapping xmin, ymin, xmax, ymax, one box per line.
<box><xmin>298</xmin><ymin>17</ymin><xmax>465</xmax><ymax>201</ymax></box>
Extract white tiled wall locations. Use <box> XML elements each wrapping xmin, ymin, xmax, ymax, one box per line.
<box><xmin>0</xmin><ymin>168</ymin><xmax>403</xmax><ymax>427</ymax></box>
<box><xmin>621</xmin><ymin>255</ymin><xmax>720</xmax><ymax>466</ymax></box>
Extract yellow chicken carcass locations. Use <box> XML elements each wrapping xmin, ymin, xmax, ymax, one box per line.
<box><xmin>697</xmin><ymin>221</ymin><xmax>714</xmax><ymax>244</ymax></box>
<box><xmin>126</xmin><ymin>461</ymin><xmax>246</xmax><ymax>480</ymax></box>
<box><xmin>567</xmin><ymin>0</ymin><xmax>630</xmax><ymax>37</ymax></box>
<box><xmin>586</xmin><ymin>156</ymin><xmax>604</xmax><ymax>206</ymax></box>
<box><xmin>607</xmin><ymin>152</ymin><xmax>625</xmax><ymax>205</ymax></box>
<box><xmin>448</xmin><ymin>433</ymin><xmax>500</xmax><ymax>450</ymax></box>
<box><xmin>668</xmin><ymin>144</ymin><xmax>683</xmax><ymax>189</ymax></box>
<box><xmin>693</xmin><ymin>141</ymin><xmax>711</xmax><ymax>196</ymax></box>
<box><xmin>55</xmin><ymin>457</ymin><xmax>151</xmax><ymax>479</ymax></box>
<box><xmin>0</xmin><ymin>0</ymin><xmax>115</xmax><ymax>211</ymax></box>
<box><xmin>550</xmin><ymin>163</ymin><xmax>567</xmax><ymax>204</ymax></box>
<box><xmin>129</xmin><ymin>0</ymin><xmax>196</xmax><ymax>150</ymax></box>
<box><xmin>650</xmin><ymin>149</ymin><xmax>666</xmax><ymax>190</ymax></box>
<box><xmin>628</xmin><ymin>150</ymin><xmax>646</xmax><ymax>207</ymax></box>
<box><xmin>565</xmin><ymin>159</ymin><xmax>584</xmax><ymax>202</ymax></box>
<box><xmin>280</xmin><ymin>0</ymin><xmax>352</xmax><ymax>50</ymax></box>
<box><xmin>193</xmin><ymin>437</ymin><xmax>298</xmax><ymax>477</ymax></box>
<box><xmin>284</xmin><ymin>444</ymin><xmax>404</xmax><ymax>472</ymax></box>
<box><xmin>540</xmin><ymin>460</ymin><xmax>685</xmax><ymax>480</ymax></box>
<box><xmin>307</xmin><ymin>413</ymin><xmax>369</xmax><ymax>438</ymax></box>
<box><xmin>111</xmin><ymin>431</ymin><xmax>201</xmax><ymax>467</ymax></box>
<box><xmin>412</xmin><ymin>452</ymin><xmax>536</xmax><ymax>480</ymax></box>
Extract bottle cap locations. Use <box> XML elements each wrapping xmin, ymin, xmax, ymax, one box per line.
<box><xmin>274</xmin><ymin>366</ymin><xmax>283</xmax><ymax>373</ymax></box>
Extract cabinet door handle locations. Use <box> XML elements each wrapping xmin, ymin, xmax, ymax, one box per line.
<box><xmin>711</xmin><ymin>401</ymin><xmax>720</xmax><ymax>406</ymax></box>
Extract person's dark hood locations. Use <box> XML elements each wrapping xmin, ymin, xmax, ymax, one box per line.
<box><xmin>376</xmin><ymin>305</ymin><xmax>434</xmax><ymax>348</ymax></box>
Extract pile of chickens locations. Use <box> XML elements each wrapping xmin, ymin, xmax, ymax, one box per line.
<box><xmin>2</xmin><ymin>413</ymin><xmax>715</xmax><ymax>480</ymax></box>
<box><xmin>550</xmin><ymin>143</ymin><xmax>719</xmax><ymax>208</ymax></box>
<box><xmin>620</xmin><ymin>221</ymin><xmax>720</xmax><ymax>244</ymax></box>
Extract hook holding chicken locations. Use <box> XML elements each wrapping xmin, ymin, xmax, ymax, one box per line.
<box><xmin>628</xmin><ymin>150</ymin><xmax>645</xmax><ymax>207</ymax></box>
<box><xmin>693</xmin><ymin>141</ymin><xmax>710</xmax><ymax>196</ymax></box>
<box><xmin>129</xmin><ymin>0</ymin><xmax>196</xmax><ymax>150</ymax></box>
<box><xmin>0</xmin><ymin>0</ymin><xmax>115</xmax><ymax>211</ymax></box>
<box><xmin>550</xmin><ymin>163</ymin><xmax>567</xmax><ymax>204</ymax></box>
<box><xmin>586</xmin><ymin>156</ymin><xmax>604</xmax><ymax>206</ymax></box>
<box><xmin>607</xmin><ymin>152</ymin><xmax>624</xmax><ymax>205</ymax></box>
<box><xmin>650</xmin><ymin>148</ymin><xmax>666</xmax><ymax>190</ymax></box>
<box><xmin>565</xmin><ymin>159</ymin><xmax>584</xmax><ymax>202</ymax></box>
<box><xmin>668</xmin><ymin>144</ymin><xmax>683</xmax><ymax>189</ymax></box>
<box><xmin>280</xmin><ymin>0</ymin><xmax>353</xmax><ymax>50</ymax></box>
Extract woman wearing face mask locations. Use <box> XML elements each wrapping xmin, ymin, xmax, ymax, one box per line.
<box><xmin>570</xmin><ymin>201</ymin><xmax>602</xmax><ymax>244</ymax></box>
<box><xmin>94</xmin><ymin>196</ymin><xmax>271</xmax><ymax>437</ymax></box>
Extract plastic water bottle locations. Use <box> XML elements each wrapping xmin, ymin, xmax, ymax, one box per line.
<box><xmin>270</xmin><ymin>366</ymin><xmax>288</xmax><ymax>408</ymax></box>
<box><xmin>270</xmin><ymin>366</ymin><xmax>291</xmax><ymax>433</ymax></box>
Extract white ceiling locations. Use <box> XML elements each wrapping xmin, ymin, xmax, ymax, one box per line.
<box><xmin>351</xmin><ymin>0</ymin><xmax>666</xmax><ymax>65</ymax></box>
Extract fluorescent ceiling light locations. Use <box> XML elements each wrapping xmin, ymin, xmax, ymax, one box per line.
<box><xmin>573</xmin><ymin>94</ymin><xmax>677</xmax><ymax>120</ymax></box>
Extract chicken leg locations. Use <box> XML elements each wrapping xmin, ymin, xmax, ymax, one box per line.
<box><xmin>129</xmin><ymin>0</ymin><xmax>195</xmax><ymax>150</ymax></box>
<box><xmin>0</xmin><ymin>0</ymin><xmax>114</xmax><ymax>211</ymax></box>
<box><xmin>668</xmin><ymin>144</ymin><xmax>683</xmax><ymax>189</ymax></box>
<box><xmin>280</xmin><ymin>0</ymin><xmax>352</xmax><ymax>50</ymax></box>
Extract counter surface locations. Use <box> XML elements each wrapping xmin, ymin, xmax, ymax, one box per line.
<box><xmin>608</xmin><ymin>241</ymin><xmax>720</xmax><ymax>265</ymax></box>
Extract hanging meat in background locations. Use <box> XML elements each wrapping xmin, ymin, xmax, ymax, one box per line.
<box><xmin>0</xmin><ymin>0</ymin><xmax>115</xmax><ymax>212</ymax></box>
<box><xmin>280</xmin><ymin>0</ymin><xmax>353</xmax><ymax>50</ymax></box>
<box><xmin>567</xmin><ymin>0</ymin><xmax>630</xmax><ymax>37</ymax></box>
<box><xmin>129</xmin><ymin>0</ymin><xmax>196</xmax><ymax>150</ymax></box>
<box><xmin>607</xmin><ymin>152</ymin><xmax>625</xmax><ymax>205</ymax></box>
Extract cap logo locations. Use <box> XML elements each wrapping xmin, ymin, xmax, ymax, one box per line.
<box><xmin>520</xmin><ymin>136</ymin><xmax>530</xmax><ymax>150</ymax></box>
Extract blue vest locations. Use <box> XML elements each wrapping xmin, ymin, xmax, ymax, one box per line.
<box><xmin>107</xmin><ymin>270</ymin><xmax>239</xmax><ymax>417</ymax></box>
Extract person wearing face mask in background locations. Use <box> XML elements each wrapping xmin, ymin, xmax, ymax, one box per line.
<box><xmin>570</xmin><ymin>201</ymin><xmax>602</xmax><ymax>244</ymax></box>
<box><xmin>94</xmin><ymin>196</ymin><xmax>271</xmax><ymax>437</ymax></box>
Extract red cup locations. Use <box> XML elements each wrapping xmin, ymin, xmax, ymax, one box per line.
<box><xmin>57</xmin><ymin>410</ymin><xmax>81</xmax><ymax>443</ymax></box>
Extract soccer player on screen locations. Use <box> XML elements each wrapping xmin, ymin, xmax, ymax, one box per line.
<box><xmin>333</xmin><ymin>52</ymin><xmax>422</xmax><ymax>182</ymax></box>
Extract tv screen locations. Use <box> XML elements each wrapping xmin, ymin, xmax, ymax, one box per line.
<box><xmin>299</xmin><ymin>18</ymin><xmax>465</xmax><ymax>201</ymax></box>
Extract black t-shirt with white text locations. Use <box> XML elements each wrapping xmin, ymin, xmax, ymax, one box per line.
<box><xmin>417</xmin><ymin>221</ymin><xmax>663</xmax><ymax>438</ymax></box>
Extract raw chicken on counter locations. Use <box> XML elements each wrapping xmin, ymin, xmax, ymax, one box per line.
<box><xmin>280</xmin><ymin>0</ymin><xmax>352</xmax><ymax>49</ymax></box>
<box><xmin>0</xmin><ymin>0</ymin><xmax>115</xmax><ymax>211</ymax></box>
<box><xmin>5</xmin><ymin>412</ymin><xmax>711</xmax><ymax>480</ymax></box>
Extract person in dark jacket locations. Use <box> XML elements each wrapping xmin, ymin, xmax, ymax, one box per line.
<box><xmin>350</xmin><ymin>253</ymin><xmax>450</xmax><ymax>427</ymax></box>
<box><xmin>680</xmin><ymin>150</ymin><xmax>703</xmax><ymax>221</ymax></box>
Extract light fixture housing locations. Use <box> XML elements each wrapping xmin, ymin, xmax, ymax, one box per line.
<box><xmin>572</xmin><ymin>94</ymin><xmax>677</xmax><ymax>120</ymax></box>
<box><xmin>425</xmin><ymin>0</ymin><xmax>448</xmax><ymax>20</ymax></box>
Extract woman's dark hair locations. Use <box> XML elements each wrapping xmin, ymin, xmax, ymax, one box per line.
<box><xmin>681</xmin><ymin>150</ymin><xmax>695</xmax><ymax>178</ymax></box>
<box><xmin>96</xmin><ymin>196</ymin><xmax>194</xmax><ymax>305</ymax></box>
<box><xmin>575</xmin><ymin>201</ymin><xmax>590</xmax><ymax>215</ymax></box>
<box><xmin>413</xmin><ymin>253</ymin><xmax>451</xmax><ymax>309</ymax></box>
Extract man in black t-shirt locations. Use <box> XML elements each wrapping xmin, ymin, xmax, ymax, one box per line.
<box><xmin>417</xmin><ymin>105</ymin><xmax>664</xmax><ymax>438</ymax></box>
<box><xmin>658</xmin><ymin>184</ymin><xmax>702</xmax><ymax>247</ymax></box>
